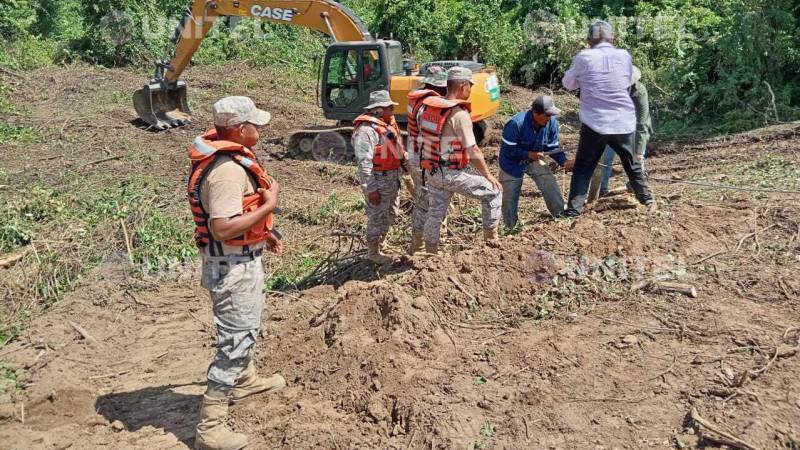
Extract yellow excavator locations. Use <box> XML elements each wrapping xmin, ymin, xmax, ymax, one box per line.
<box><xmin>133</xmin><ymin>0</ymin><xmax>501</xmax><ymax>158</ymax></box>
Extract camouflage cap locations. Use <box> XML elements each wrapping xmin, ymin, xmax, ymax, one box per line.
<box><xmin>447</xmin><ymin>66</ymin><xmax>475</xmax><ymax>85</ymax></box>
<box><xmin>422</xmin><ymin>65</ymin><xmax>448</xmax><ymax>88</ymax></box>
<box><xmin>364</xmin><ymin>90</ymin><xmax>399</xmax><ymax>110</ymax></box>
<box><xmin>212</xmin><ymin>96</ymin><xmax>271</xmax><ymax>127</ymax></box>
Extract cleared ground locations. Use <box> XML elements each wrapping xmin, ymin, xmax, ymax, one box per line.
<box><xmin>0</xmin><ymin>64</ymin><xmax>799</xmax><ymax>449</ymax></box>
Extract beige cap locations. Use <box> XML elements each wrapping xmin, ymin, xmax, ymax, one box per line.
<box><xmin>447</xmin><ymin>66</ymin><xmax>475</xmax><ymax>85</ymax></box>
<box><xmin>212</xmin><ymin>96</ymin><xmax>271</xmax><ymax>127</ymax></box>
<box><xmin>364</xmin><ymin>90</ymin><xmax>399</xmax><ymax>110</ymax></box>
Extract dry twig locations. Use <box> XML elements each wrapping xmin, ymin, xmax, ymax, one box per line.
<box><xmin>447</xmin><ymin>275</ymin><xmax>477</xmax><ymax>302</ymax></box>
<box><xmin>81</xmin><ymin>154</ymin><xmax>122</xmax><ymax>168</ymax></box>
<box><xmin>647</xmin><ymin>354</ymin><xmax>677</xmax><ymax>381</ymax></box>
<box><xmin>426</xmin><ymin>298</ymin><xmax>457</xmax><ymax>352</ymax></box>
<box><xmin>690</xmin><ymin>407</ymin><xmax>759</xmax><ymax>450</ymax></box>
<box><xmin>119</xmin><ymin>219</ymin><xmax>134</xmax><ymax>264</ymax></box>
<box><xmin>68</xmin><ymin>320</ymin><xmax>97</xmax><ymax>344</ymax></box>
<box><xmin>691</xmin><ymin>251</ymin><xmax>725</xmax><ymax>266</ymax></box>
<box><xmin>90</xmin><ymin>370</ymin><xmax>131</xmax><ymax>380</ymax></box>
<box><xmin>736</xmin><ymin>224</ymin><xmax>777</xmax><ymax>251</ymax></box>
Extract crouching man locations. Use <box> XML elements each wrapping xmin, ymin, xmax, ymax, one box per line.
<box><xmin>499</xmin><ymin>95</ymin><xmax>574</xmax><ymax>228</ymax></box>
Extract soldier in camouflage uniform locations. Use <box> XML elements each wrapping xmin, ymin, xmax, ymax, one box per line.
<box><xmin>189</xmin><ymin>97</ymin><xmax>287</xmax><ymax>450</ymax></box>
<box><xmin>406</xmin><ymin>65</ymin><xmax>448</xmax><ymax>254</ymax></box>
<box><xmin>351</xmin><ymin>91</ymin><xmax>406</xmax><ymax>264</ymax></box>
<box><xmin>418</xmin><ymin>67</ymin><xmax>503</xmax><ymax>254</ymax></box>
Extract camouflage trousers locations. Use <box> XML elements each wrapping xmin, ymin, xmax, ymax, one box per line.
<box><xmin>201</xmin><ymin>255</ymin><xmax>265</xmax><ymax>391</ymax></box>
<box><xmin>365</xmin><ymin>169</ymin><xmax>401</xmax><ymax>245</ymax></box>
<box><xmin>408</xmin><ymin>151</ymin><xmax>429</xmax><ymax>233</ymax></box>
<box><xmin>424</xmin><ymin>167</ymin><xmax>502</xmax><ymax>245</ymax></box>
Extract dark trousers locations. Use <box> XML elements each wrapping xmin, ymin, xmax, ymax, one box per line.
<box><xmin>565</xmin><ymin>124</ymin><xmax>653</xmax><ymax>215</ymax></box>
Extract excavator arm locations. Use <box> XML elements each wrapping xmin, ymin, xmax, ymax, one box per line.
<box><xmin>133</xmin><ymin>0</ymin><xmax>373</xmax><ymax>129</ymax></box>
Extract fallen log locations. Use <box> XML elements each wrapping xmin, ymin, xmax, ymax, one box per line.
<box><xmin>632</xmin><ymin>280</ymin><xmax>698</xmax><ymax>298</ymax></box>
<box><xmin>651</xmin><ymin>281</ymin><xmax>698</xmax><ymax>298</ymax></box>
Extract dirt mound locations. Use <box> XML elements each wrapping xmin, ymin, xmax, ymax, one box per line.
<box><xmin>2</xmin><ymin>197</ymin><xmax>798</xmax><ymax>449</ymax></box>
<box><xmin>1</xmin><ymin>64</ymin><xmax>799</xmax><ymax>449</ymax></box>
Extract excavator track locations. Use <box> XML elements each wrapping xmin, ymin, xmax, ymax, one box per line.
<box><xmin>287</xmin><ymin>126</ymin><xmax>355</xmax><ymax>163</ymax></box>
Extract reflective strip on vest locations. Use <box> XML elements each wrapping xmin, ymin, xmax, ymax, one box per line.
<box><xmin>420</xmin><ymin>119</ymin><xmax>439</xmax><ymax>132</ymax></box>
<box><xmin>238</xmin><ymin>157</ymin><xmax>254</xmax><ymax>168</ymax></box>
<box><xmin>193</xmin><ymin>136</ymin><xmax>217</xmax><ymax>156</ymax></box>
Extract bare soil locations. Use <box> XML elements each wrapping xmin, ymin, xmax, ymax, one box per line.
<box><xmin>1</xmin><ymin>64</ymin><xmax>799</xmax><ymax>450</ymax></box>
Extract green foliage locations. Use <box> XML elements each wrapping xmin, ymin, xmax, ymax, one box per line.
<box><xmin>0</xmin><ymin>0</ymin><xmax>82</xmax><ymax>70</ymax></box>
<box><xmin>0</xmin><ymin>0</ymin><xmax>38</xmax><ymax>39</ymax></box>
<box><xmin>356</xmin><ymin>0</ymin><xmax>523</xmax><ymax>78</ymax></box>
<box><xmin>0</xmin><ymin>123</ymin><xmax>40</xmax><ymax>145</ymax></box>
<box><xmin>0</xmin><ymin>185</ymin><xmax>59</xmax><ymax>253</ymax></box>
<box><xmin>292</xmin><ymin>190</ymin><xmax>364</xmax><ymax>226</ymax></box>
<box><xmin>470</xmin><ymin>440</ymin><xmax>485</xmax><ymax>450</ymax></box>
<box><xmin>135</xmin><ymin>208</ymin><xmax>198</xmax><ymax>270</ymax></box>
<box><xmin>0</xmin><ymin>364</ymin><xmax>22</xmax><ymax>392</ymax></box>
<box><xmin>480</xmin><ymin>422</ymin><xmax>496</xmax><ymax>438</ymax></box>
<box><xmin>0</xmin><ymin>320</ymin><xmax>21</xmax><ymax>347</ymax></box>
<box><xmin>1</xmin><ymin>0</ymin><xmax>799</xmax><ymax>133</ymax></box>
<box><xmin>0</xmin><ymin>84</ymin><xmax>16</xmax><ymax>114</ymax></box>
<box><xmin>265</xmin><ymin>249</ymin><xmax>322</xmax><ymax>291</ymax></box>
<box><xmin>0</xmin><ymin>176</ymin><xmax>196</xmax><ymax>311</ymax></box>
<box><xmin>732</xmin><ymin>154</ymin><xmax>800</xmax><ymax>190</ymax></box>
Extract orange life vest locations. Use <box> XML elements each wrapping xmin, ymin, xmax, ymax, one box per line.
<box><xmin>418</xmin><ymin>97</ymin><xmax>472</xmax><ymax>171</ymax></box>
<box><xmin>352</xmin><ymin>114</ymin><xmax>404</xmax><ymax>172</ymax></box>
<box><xmin>187</xmin><ymin>129</ymin><xmax>275</xmax><ymax>253</ymax></box>
<box><xmin>406</xmin><ymin>89</ymin><xmax>442</xmax><ymax>154</ymax></box>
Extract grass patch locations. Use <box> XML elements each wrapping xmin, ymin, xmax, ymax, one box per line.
<box><xmin>0</xmin><ymin>175</ymin><xmax>197</xmax><ymax>345</ymax></box>
<box><xmin>108</xmin><ymin>90</ymin><xmax>130</xmax><ymax>105</ymax></box>
<box><xmin>480</xmin><ymin>422</ymin><xmax>496</xmax><ymax>438</ymax></box>
<box><xmin>265</xmin><ymin>248</ymin><xmax>322</xmax><ymax>291</ymax></box>
<box><xmin>732</xmin><ymin>154</ymin><xmax>800</xmax><ymax>190</ymax></box>
<box><xmin>498</xmin><ymin>100</ymin><xmax>519</xmax><ymax>118</ymax></box>
<box><xmin>0</xmin><ymin>122</ymin><xmax>40</xmax><ymax>145</ymax></box>
<box><xmin>293</xmin><ymin>190</ymin><xmax>364</xmax><ymax>226</ymax></box>
<box><xmin>0</xmin><ymin>83</ymin><xmax>15</xmax><ymax>114</ymax></box>
<box><xmin>0</xmin><ymin>364</ymin><xmax>22</xmax><ymax>393</ymax></box>
<box><xmin>135</xmin><ymin>208</ymin><xmax>198</xmax><ymax>271</ymax></box>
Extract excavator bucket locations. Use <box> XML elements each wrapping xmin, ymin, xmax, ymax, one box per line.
<box><xmin>132</xmin><ymin>80</ymin><xmax>192</xmax><ymax>130</ymax></box>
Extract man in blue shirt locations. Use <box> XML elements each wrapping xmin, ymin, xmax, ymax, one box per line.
<box><xmin>499</xmin><ymin>96</ymin><xmax>574</xmax><ymax>229</ymax></box>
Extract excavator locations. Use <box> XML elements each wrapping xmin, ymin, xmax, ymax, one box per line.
<box><xmin>133</xmin><ymin>0</ymin><xmax>501</xmax><ymax>159</ymax></box>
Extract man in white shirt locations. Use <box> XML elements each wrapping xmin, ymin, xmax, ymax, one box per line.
<box><xmin>562</xmin><ymin>20</ymin><xmax>656</xmax><ymax>216</ymax></box>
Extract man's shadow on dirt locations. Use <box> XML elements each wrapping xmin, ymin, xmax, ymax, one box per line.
<box><xmin>96</xmin><ymin>383</ymin><xmax>202</xmax><ymax>446</ymax></box>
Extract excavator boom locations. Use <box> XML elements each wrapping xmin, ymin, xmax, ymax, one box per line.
<box><xmin>134</xmin><ymin>0</ymin><xmax>372</xmax><ymax>130</ymax></box>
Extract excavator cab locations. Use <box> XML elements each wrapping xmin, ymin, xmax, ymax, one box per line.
<box><xmin>320</xmin><ymin>40</ymin><xmax>403</xmax><ymax>122</ymax></box>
